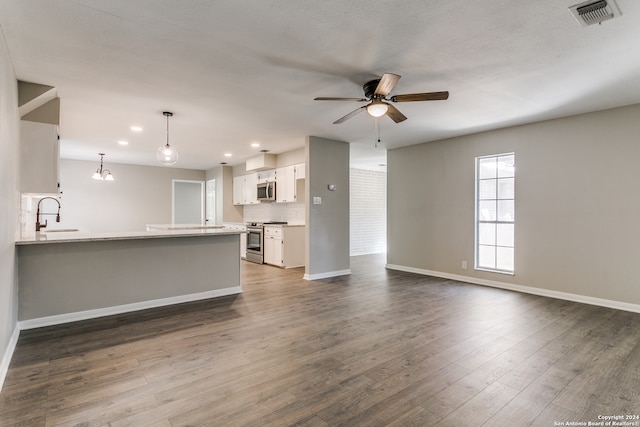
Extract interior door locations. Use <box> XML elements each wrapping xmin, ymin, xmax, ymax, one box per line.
<box><xmin>172</xmin><ymin>180</ymin><xmax>204</xmax><ymax>225</ymax></box>
<box><xmin>205</xmin><ymin>179</ymin><xmax>216</xmax><ymax>224</ymax></box>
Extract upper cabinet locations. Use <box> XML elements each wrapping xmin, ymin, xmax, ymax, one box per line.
<box><xmin>233</xmin><ymin>173</ymin><xmax>259</xmax><ymax>205</ymax></box>
<box><xmin>294</xmin><ymin>163</ymin><xmax>305</xmax><ymax>180</ymax></box>
<box><xmin>20</xmin><ymin>121</ymin><xmax>60</xmax><ymax>194</ymax></box>
<box><xmin>245</xmin><ymin>173</ymin><xmax>258</xmax><ymax>204</ymax></box>
<box><xmin>275</xmin><ymin>165</ymin><xmax>295</xmax><ymax>203</ymax></box>
<box><xmin>234</xmin><ymin>159</ymin><xmax>306</xmax><ymax>205</ymax></box>
<box><xmin>18</xmin><ymin>81</ymin><xmax>61</xmax><ymax>194</ymax></box>
<box><xmin>256</xmin><ymin>169</ymin><xmax>275</xmax><ymax>183</ymax></box>
<box><xmin>275</xmin><ymin>163</ymin><xmax>305</xmax><ymax>203</ymax></box>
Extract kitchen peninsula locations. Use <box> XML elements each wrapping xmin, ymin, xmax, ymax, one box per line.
<box><xmin>16</xmin><ymin>228</ymin><xmax>244</xmax><ymax>329</ymax></box>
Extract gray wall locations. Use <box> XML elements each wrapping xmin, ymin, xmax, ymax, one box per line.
<box><xmin>18</xmin><ymin>234</ymin><xmax>240</xmax><ymax>321</ymax></box>
<box><xmin>59</xmin><ymin>159</ymin><xmax>205</xmax><ymax>232</ymax></box>
<box><xmin>305</xmin><ymin>136</ymin><xmax>350</xmax><ymax>277</ymax></box>
<box><xmin>0</xmin><ymin>32</ymin><xmax>19</xmax><ymax>384</ymax></box>
<box><xmin>205</xmin><ymin>165</ymin><xmax>243</xmax><ymax>225</ymax></box>
<box><xmin>388</xmin><ymin>103</ymin><xmax>640</xmax><ymax>306</ymax></box>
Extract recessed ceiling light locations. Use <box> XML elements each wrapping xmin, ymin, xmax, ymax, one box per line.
<box><xmin>251</xmin><ymin>143</ymin><xmax>260</xmax><ymax>148</ymax></box>
<box><xmin>131</xmin><ymin>126</ymin><xmax>143</xmax><ymax>132</ymax></box>
<box><xmin>118</xmin><ymin>140</ymin><xmax>129</xmax><ymax>146</ymax></box>
<box><xmin>224</xmin><ymin>153</ymin><xmax>232</xmax><ymax>157</ymax></box>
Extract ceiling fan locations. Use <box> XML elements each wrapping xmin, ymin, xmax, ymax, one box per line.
<box><xmin>314</xmin><ymin>73</ymin><xmax>449</xmax><ymax>124</ymax></box>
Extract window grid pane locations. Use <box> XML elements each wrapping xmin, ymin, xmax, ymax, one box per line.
<box><xmin>476</xmin><ymin>153</ymin><xmax>515</xmax><ymax>274</ymax></box>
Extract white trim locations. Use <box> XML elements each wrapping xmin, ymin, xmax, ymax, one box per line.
<box><xmin>0</xmin><ymin>325</ymin><xmax>20</xmax><ymax>393</ymax></box>
<box><xmin>18</xmin><ymin>286</ymin><xmax>242</xmax><ymax>330</ymax></box>
<box><xmin>386</xmin><ymin>264</ymin><xmax>640</xmax><ymax>314</ymax></box>
<box><xmin>304</xmin><ymin>269</ymin><xmax>352</xmax><ymax>281</ymax></box>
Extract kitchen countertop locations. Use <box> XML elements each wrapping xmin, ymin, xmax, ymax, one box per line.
<box><xmin>262</xmin><ymin>224</ymin><xmax>306</xmax><ymax>228</ymax></box>
<box><xmin>16</xmin><ymin>227</ymin><xmax>245</xmax><ymax>245</ymax></box>
<box><xmin>145</xmin><ymin>223</ymin><xmax>225</xmax><ymax>230</ymax></box>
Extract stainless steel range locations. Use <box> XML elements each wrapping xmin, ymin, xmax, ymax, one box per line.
<box><xmin>245</xmin><ymin>221</ymin><xmax>287</xmax><ymax>264</ymax></box>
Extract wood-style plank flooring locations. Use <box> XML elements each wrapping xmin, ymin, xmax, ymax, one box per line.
<box><xmin>2</xmin><ymin>254</ymin><xmax>640</xmax><ymax>426</ymax></box>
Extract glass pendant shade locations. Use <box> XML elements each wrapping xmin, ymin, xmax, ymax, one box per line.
<box><xmin>157</xmin><ymin>144</ymin><xmax>178</xmax><ymax>165</ymax></box>
<box><xmin>366</xmin><ymin>100</ymin><xmax>389</xmax><ymax>118</ymax></box>
<box><xmin>158</xmin><ymin>111</ymin><xmax>178</xmax><ymax>166</ymax></box>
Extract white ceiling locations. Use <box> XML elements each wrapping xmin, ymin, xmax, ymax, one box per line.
<box><xmin>1</xmin><ymin>0</ymin><xmax>639</xmax><ymax>171</ymax></box>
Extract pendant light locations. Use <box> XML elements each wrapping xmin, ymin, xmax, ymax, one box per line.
<box><xmin>91</xmin><ymin>153</ymin><xmax>114</xmax><ymax>181</ymax></box>
<box><xmin>157</xmin><ymin>111</ymin><xmax>178</xmax><ymax>165</ymax></box>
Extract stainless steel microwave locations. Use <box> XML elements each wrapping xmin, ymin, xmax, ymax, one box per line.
<box><xmin>257</xmin><ymin>181</ymin><xmax>276</xmax><ymax>201</ymax></box>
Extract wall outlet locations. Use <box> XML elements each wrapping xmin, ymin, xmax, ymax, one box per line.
<box><xmin>461</xmin><ymin>260</ymin><xmax>468</xmax><ymax>270</ymax></box>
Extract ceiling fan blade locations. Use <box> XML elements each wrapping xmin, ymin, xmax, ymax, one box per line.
<box><xmin>386</xmin><ymin>104</ymin><xmax>407</xmax><ymax>123</ymax></box>
<box><xmin>333</xmin><ymin>106</ymin><xmax>366</xmax><ymax>124</ymax></box>
<box><xmin>374</xmin><ymin>73</ymin><xmax>401</xmax><ymax>97</ymax></box>
<box><xmin>392</xmin><ymin>91</ymin><xmax>449</xmax><ymax>102</ymax></box>
<box><xmin>314</xmin><ymin>97</ymin><xmax>368</xmax><ymax>102</ymax></box>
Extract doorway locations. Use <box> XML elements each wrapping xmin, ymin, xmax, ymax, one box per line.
<box><xmin>205</xmin><ymin>178</ymin><xmax>216</xmax><ymax>225</ymax></box>
<box><xmin>172</xmin><ymin>179</ymin><xmax>205</xmax><ymax>225</ymax></box>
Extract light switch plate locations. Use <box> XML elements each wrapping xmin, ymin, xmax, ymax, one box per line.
<box><xmin>313</xmin><ymin>196</ymin><xmax>322</xmax><ymax>205</ymax></box>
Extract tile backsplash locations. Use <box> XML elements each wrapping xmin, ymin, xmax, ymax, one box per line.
<box><xmin>243</xmin><ymin>202</ymin><xmax>305</xmax><ymax>224</ymax></box>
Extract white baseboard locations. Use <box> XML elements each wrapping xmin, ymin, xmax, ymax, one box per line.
<box><xmin>18</xmin><ymin>286</ymin><xmax>243</xmax><ymax>330</ymax></box>
<box><xmin>0</xmin><ymin>324</ymin><xmax>20</xmax><ymax>393</ymax></box>
<box><xmin>386</xmin><ymin>264</ymin><xmax>640</xmax><ymax>314</ymax></box>
<box><xmin>304</xmin><ymin>269</ymin><xmax>352</xmax><ymax>281</ymax></box>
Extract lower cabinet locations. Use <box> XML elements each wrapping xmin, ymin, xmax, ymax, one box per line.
<box><xmin>264</xmin><ymin>232</ymin><xmax>282</xmax><ymax>266</ymax></box>
<box><xmin>263</xmin><ymin>225</ymin><xmax>305</xmax><ymax>268</ymax></box>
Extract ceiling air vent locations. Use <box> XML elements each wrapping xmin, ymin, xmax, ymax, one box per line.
<box><xmin>569</xmin><ymin>0</ymin><xmax>621</xmax><ymax>26</ymax></box>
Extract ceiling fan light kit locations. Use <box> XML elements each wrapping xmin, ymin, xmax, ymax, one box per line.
<box><xmin>314</xmin><ymin>72</ymin><xmax>449</xmax><ymax>124</ymax></box>
<box><xmin>366</xmin><ymin>100</ymin><xmax>389</xmax><ymax>117</ymax></box>
<box><xmin>157</xmin><ymin>111</ymin><xmax>178</xmax><ymax>166</ymax></box>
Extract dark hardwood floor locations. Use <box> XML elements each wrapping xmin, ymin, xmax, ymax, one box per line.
<box><xmin>2</xmin><ymin>254</ymin><xmax>640</xmax><ymax>426</ymax></box>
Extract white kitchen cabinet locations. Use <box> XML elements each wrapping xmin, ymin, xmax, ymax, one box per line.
<box><xmin>232</xmin><ymin>176</ymin><xmax>244</xmax><ymax>206</ymax></box>
<box><xmin>244</xmin><ymin>173</ymin><xmax>258</xmax><ymax>204</ymax></box>
<box><xmin>20</xmin><ymin>120</ymin><xmax>60</xmax><ymax>194</ymax></box>
<box><xmin>275</xmin><ymin>165</ymin><xmax>296</xmax><ymax>203</ymax></box>
<box><xmin>256</xmin><ymin>169</ymin><xmax>275</xmax><ymax>183</ymax></box>
<box><xmin>275</xmin><ymin>164</ymin><xmax>305</xmax><ymax>203</ymax></box>
<box><xmin>263</xmin><ymin>225</ymin><xmax>305</xmax><ymax>268</ymax></box>
<box><xmin>263</xmin><ymin>226</ymin><xmax>282</xmax><ymax>266</ymax></box>
<box><xmin>232</xmin><ymin>173</ymin><xmax>259</xmax><ymax>205</ymax></box>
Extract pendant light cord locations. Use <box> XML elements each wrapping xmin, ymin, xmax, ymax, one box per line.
<box><xmin>166</xmin><ymin>113</ymin><xmax>170</xmax><ymax>147</ymax></box>
<box><xmin>164</xmin><ymin>111</ymin><xmax>173</xmax><ymax>148</ymax></box>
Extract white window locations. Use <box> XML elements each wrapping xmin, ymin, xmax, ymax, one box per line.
<box><xmin>475</xmin><ymin>153</ymin><xmax>515</xmax><ymax>274</ymax></box>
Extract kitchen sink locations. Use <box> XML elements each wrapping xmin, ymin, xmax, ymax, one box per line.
<box><xmin>42</xmin><ymin>228</ymin><xmax>80</xmax><ymax>233</ymax></box>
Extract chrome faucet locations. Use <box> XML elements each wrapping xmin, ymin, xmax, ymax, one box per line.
<box><xmin>36</xmin><ymin>197</ymin><xmax>61</xmax><ymax>232</ymax></box>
